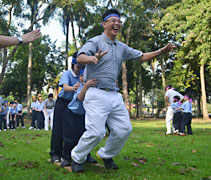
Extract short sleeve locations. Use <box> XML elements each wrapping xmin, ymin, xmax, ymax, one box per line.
<box><xmin>59</xmin><ymin>71</ymin><xmax>70</xmax><ymax>87</ymax></box>
<box><xmin>78</xmin><ymin>39</ymin><xmax>97</xmax><ymax>56</ymax></box>
<box><xmin>123</xmin><ymin>45</ymin><xmax>143</xmax><ymax>61</ymax></box>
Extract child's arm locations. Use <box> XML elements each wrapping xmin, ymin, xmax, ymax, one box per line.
<box><xmin>63</xmin><ymin>82</ymin><xmax>80</xmax><ymax>92</ymax></box>
<box><xmin>77</xmin><ymin>79</ymin><xmax>98</xmax><ymax>101</ymax></box>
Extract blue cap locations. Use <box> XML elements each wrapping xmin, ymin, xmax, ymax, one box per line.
<box><xmin>72</xmin><ymin>57</ymin><xmax>77</xmax><ymax>64</ymax></box>
<box><xmin>79</xmin><ymin>69</ymin><xmax>84</xmax><ymax>76</ymax></box>
<box><xmin>3</xmin><ymin>100</ymin><xmax>8</xmax><ymax>103</ymax></box>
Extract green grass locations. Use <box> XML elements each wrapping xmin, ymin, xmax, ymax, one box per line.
<box><xmin>0</xmin><ymin>119</ymin><xmax>211</xmax><ymax>180</ymax></box>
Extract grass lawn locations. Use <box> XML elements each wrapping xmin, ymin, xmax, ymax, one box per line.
<box><xmin>0</xmin><ymin>118</ymin><xmax>211</xmax><ymax>180</ymax></box>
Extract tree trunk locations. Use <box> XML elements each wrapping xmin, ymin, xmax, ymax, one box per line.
<box><xmin>160</xmin><ymin>58</ymin><xmax>166</xmax><ymax>105</ymax></box>
<box><xmin>139</xmin><ymin>63</ymin><xmax>143</xmax><ymax>116</ymax></box>
<box><xmin>121</xmin><ymin>13</ymin><xmax>132</xmax><ymax>114</ymax></box>
<box><xmin>200</xmin><ymin>60</ymin><xmax>209</xmax><ymax>120</ymax></box>
<box><xmin>70</xmin><ymin>13</ymin><xmax>77</xmax><ymax>50</ymax></box>
<box><xmin>27</xmin><ymin>43</ymin><xmax>33</xmax><ymax>117</ymax></box>
<box><xmin>196</xmin><ymin>95</ymin><xmax>201</xmax><ymax>117</ymax></box>
<box><xmin>65</xmin><ymin>20</ymin><xmax>69</xmax><ymax>70</ymax></box>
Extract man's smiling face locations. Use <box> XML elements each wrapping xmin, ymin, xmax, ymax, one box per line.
<box><xmin>103</xmin><ymin>16</ymin><xmax>122</xmax><ymax>40</ymax></box>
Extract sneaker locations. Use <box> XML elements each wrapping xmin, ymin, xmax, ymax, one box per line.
<box><xmin>0</xmin><ymin>130</ymin><xmax>1</xmax><ymax>132</ymax></box>
<box><xmin>4</xmin><ymin>129</ymin><xmax>6</xmax><ymax>132</ymax></box>
<box><xmin>86</xmin><ymin>153</ymin><xmax>97</xmax><ymax>164</ymax></box>
<box><xmin>51</xmin><ymin>155</ymin><xmax>61</xmax><ymax>163</ymax></box>
<box><xmin>29</xmin><ymin>126</ymin><xmax>34</xmax><ymax>130</ymax></box>
<box><xmin>71</xmin><ymin>160</ymin><xmax>84</xmax><ymax>173</ymax></box>
<box><xmin>166</xmin><ymin>132</ymin><xmax>172</xmax><ymax>135</ymax></box>
<box><xmin>173</xmin><ymin>130</ymin><xmax>179</xmax><ymax>135</ymax></box>
<box><xmin>179</xmin><ymin>133</ymin><xmax>186</xmax><ymax>136</ymax></box>
<box><xmin>61</xmin><ymin>159</ymin><xmax>71</xmax><ymax>167</ymax></box>
<box><xmin>96</xmin><ymin>153</ymin><xmax>118</xmax><ymax>169</ymax></box>
<box><xmin>22</xmin><ymin>126</ymin><xmax>25</xmax><ymax>128</ymax></box>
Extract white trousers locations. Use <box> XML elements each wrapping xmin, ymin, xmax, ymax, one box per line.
<box><xmin>71</xmin><ymin>87</ymin><xmax>132</xmax><ymax>163</ymax></box>
<box><xmin>44</xmin><ymin>108</ymin><xmax>54</xmax><ymax>131</ymax></box>
<box><xmin>166</xmin><ymin>106</ymin><xmax>174</xmax><ymax>133</ymax></box>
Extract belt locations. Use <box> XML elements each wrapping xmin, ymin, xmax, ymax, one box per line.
<box><xmin>99</xmin><ymin>88</ymin><xmax>116</xmax><ymax>92</ymax></box>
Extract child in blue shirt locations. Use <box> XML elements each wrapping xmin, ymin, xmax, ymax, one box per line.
<box><xmin>179</xmin><ymin>95</ymin><xmax>193</xmax><ymax>136</ymax></box>
<box><xmin>16</xmin><ymin>101</ymin><xmax>25</xmax><ymax>128</ymax></box>
<box><xmin>9</xmin><ymin>102</ymin><xmax>17</xmax><ymax>130</ymax></box>
<box><xmin>0</xmin><ymin>101</ymin><xmax>9</xmax><ymax>131</ymax></box>
<box><xmin>171</xmin><ymin>96</ymin><xmax>182</xmax><ymax>135</ymax></box>
<box><xmin>61</xmin><ymin>69</ymin><xmax>98</xmax><ymax>167</ymax></box>
<box><xmin>50</xmin><ymin>53</ymin><xmax>84</xmax><ymax>163</ymax></box>
<box><xmin>34</xmin><ymin>97</ymin><xmax>45</xmax><ymax>130</ymax></box>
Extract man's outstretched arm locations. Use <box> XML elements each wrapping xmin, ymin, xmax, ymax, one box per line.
<box><xmin>0</xmin><ymin>29</ymin><xmax>41</xmax><ymax>48</ymax></box>
<box><xmin>140</xmin><ymin>43</ymin><xmax>177</xmax><ymax>62</ymax></box>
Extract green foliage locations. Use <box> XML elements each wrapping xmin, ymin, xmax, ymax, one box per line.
<box><xmin>155</xmin><ymin>0</ymin><xmax>211</xmax><ymax>97</ymax></box>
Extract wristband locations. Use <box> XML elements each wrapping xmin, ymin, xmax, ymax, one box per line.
<box><xmin>17</xmin><ymin>36</ymin><xmax>23</xmax><ymax>45</ymax></box>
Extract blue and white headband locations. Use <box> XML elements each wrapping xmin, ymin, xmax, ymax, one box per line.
<box><xmin>103</xmin><ymin>14</ymin><xmax>120</xmax><ymax>21</ymax></box>
<box><xmin>101</xmin><ymin>13</ymin><xmax>120</xmax><ymax>26</ymax></box>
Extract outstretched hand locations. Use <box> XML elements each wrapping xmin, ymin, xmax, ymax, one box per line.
<box><xmin>161</xmin><ymin>43</ymin><xmax>177</xmax><ymax>54</ymax></box>
<box><xmin>90</xmin><ymin>50</ymin><xmax>108</xmax><ymax>64</ymax></box>
<box><xmin>21</xmin><ymin>29</ymin><xmax>41</xmax><ymax>44</ymax></box>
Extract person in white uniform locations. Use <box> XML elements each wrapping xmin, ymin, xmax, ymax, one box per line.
<box><xmin>165</xmin><ymin>85</ymin><xmax>184</xmax><ymax>135</ymax></box>
<box><xmin>71</xmin><ymin>9</ymin><xmax>177</xmax><ymax>173</ymax></box>
<box><xmin>44</xmin><ymin>93</ymin><xmax>55</xmax><ymax>131</ymax></box>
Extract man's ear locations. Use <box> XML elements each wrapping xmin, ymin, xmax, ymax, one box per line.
<box><xmin>102</xmin><ymin>21</ymin><xmax>106</xmax><ymax>28</ymax></box>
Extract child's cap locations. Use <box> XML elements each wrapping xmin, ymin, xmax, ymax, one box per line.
<box><xmin>38</xmin><ymin>97</ymin><xmax>42</xmax><ymax>100</ymax></box>
<box><xmin>79</xmin><ymin>68</ymin><xmax>84</xmax><ymax>76</ymax></box>
<box><xmin>32</xmin><ymin>96</ymin><xmax>36</xmax><ymax>98</ymax></box>
<box><xmin>3</xmin><ymin>100</ymin><xmax>8</xmax><ymax>103</ymax></box>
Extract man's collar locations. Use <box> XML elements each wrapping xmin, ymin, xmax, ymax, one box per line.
<box><xmin>102</xmin><ymin>33</ymin><xmax>117</xmax><ymax>45</ymax></box>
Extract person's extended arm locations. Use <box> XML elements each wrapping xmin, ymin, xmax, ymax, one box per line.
<box><xmin>77</xmin><ymin>50</ymin><xmax>108</xmax><ymax>64</ymax></box>
<box><xmin>77</xmin><ymin>79</ymin><xmax>98</xmax><ymax>101</ymax></box>
<box><xmin>0</xmin><ymin>29</ymin><xmax>41</xmax><ymax>48</ymax></box>
<box><xmin>139</xmin><ymin>43</ymin><xmax>177</xmax><ymax>62</ymax></box>
<box><xmin>63</xmin><ymin>83</ymin><xmax>80</xmax><ymax>92</ymax></box>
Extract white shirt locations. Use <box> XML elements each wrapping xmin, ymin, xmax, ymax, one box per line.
<box><xmin>165</xmin><ymin>89</ymin><xmax>184</xmax><ymax>104</ymax></box>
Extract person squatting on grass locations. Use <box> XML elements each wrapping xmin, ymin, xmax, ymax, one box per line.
<box><xmin>165</xmin><ymin>85</ymin><xmax>184</xmax><ymax>135</ymax></box>
<box><xmin>171</xmin><ymin>96</ymin><xmax>182</xmax><ymax>135</ymax></box>
<box><xmin>61</xmin><ymin>69</ymin><xmax>97</xmax><ymax>168</ymax></box>
<box><xmin>50</xmin><ymin>53</ymin><xmax>83</xmax><ymax>163</ymax></box>
<box><xmin>70</xmin><ymin>9</ymin><xmax>177</xmax><ymax>173</ymax></box>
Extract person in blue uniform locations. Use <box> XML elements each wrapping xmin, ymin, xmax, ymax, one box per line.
<box><xmin>9</xmin><ymin>102</ymin><xmax>17</xmax><ymax>130</ymax></box>
<box><xmin>179</xmin><ymin>95</ymin><xmax>193</xmax><ymax>136</ymax></box>
<box><xmin>16</xmin><ymin>101</ymin><xmax>25</xmax><ymax>128</ymax></box>
<box><xmin>0</xmin><ymin>101</ymin><xmax>9</xmax><ymax>131</ymax></box>
<box><xmin>61</xmin><ymin>69</ymin><xmax>98</xmax><ymax>167</ymax></box>
<box><xmin>34</xmin><ymin>97</ymin><xmax>45</xmax><ymax>130</ymax></box>
<box><xmin>29</xmin><ymin>96</ymin><xmax>37</xmax><ymax>130</ymax></box>
<box><xmin>50</xmin><ymin>53</ymin><xmax>84</xmax><ymax>163</ymax></box>
<box><xmin>171</xmin><ymin>96</ymin><xmax>182</xmax><ymax>135</ymax></box>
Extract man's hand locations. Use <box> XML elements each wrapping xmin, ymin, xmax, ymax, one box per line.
<box><xmin>89</xmin><ymin>50</ymin><xmax>108</xmax><ymax>64</ymax></box>
<box><xmin>85</xmin><ymin>79</ymin><xmax>98</xmax><ymax>88</ymax></box>
<box><xmin>160</xmin><ymin>43</ymin><xmax>177</xmax><ymax>55</ymax></box>
<box><xmin>21</xmin><ymin>29</ymin><xmax>41</xmax><ymax>44</ymax></box>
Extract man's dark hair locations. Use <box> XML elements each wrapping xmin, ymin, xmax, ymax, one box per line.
<box><xmin>48</xmin><ymin>93</ymin><xmax>53</xmax><ymax>98</ymax></box>
<box><xmin>173</xmin><ymin>96</ymin><xmax>180</xmax><ymax>101</ymax></box>
<box><xmin>165</xmin><ymin>85</ymin><xmax>172</xmax><ymax>91</ymax></box>
<box><xmin>102</xmin><ymin>9</ymin><xmax>120</xmax><ymax>21</ymax></box>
